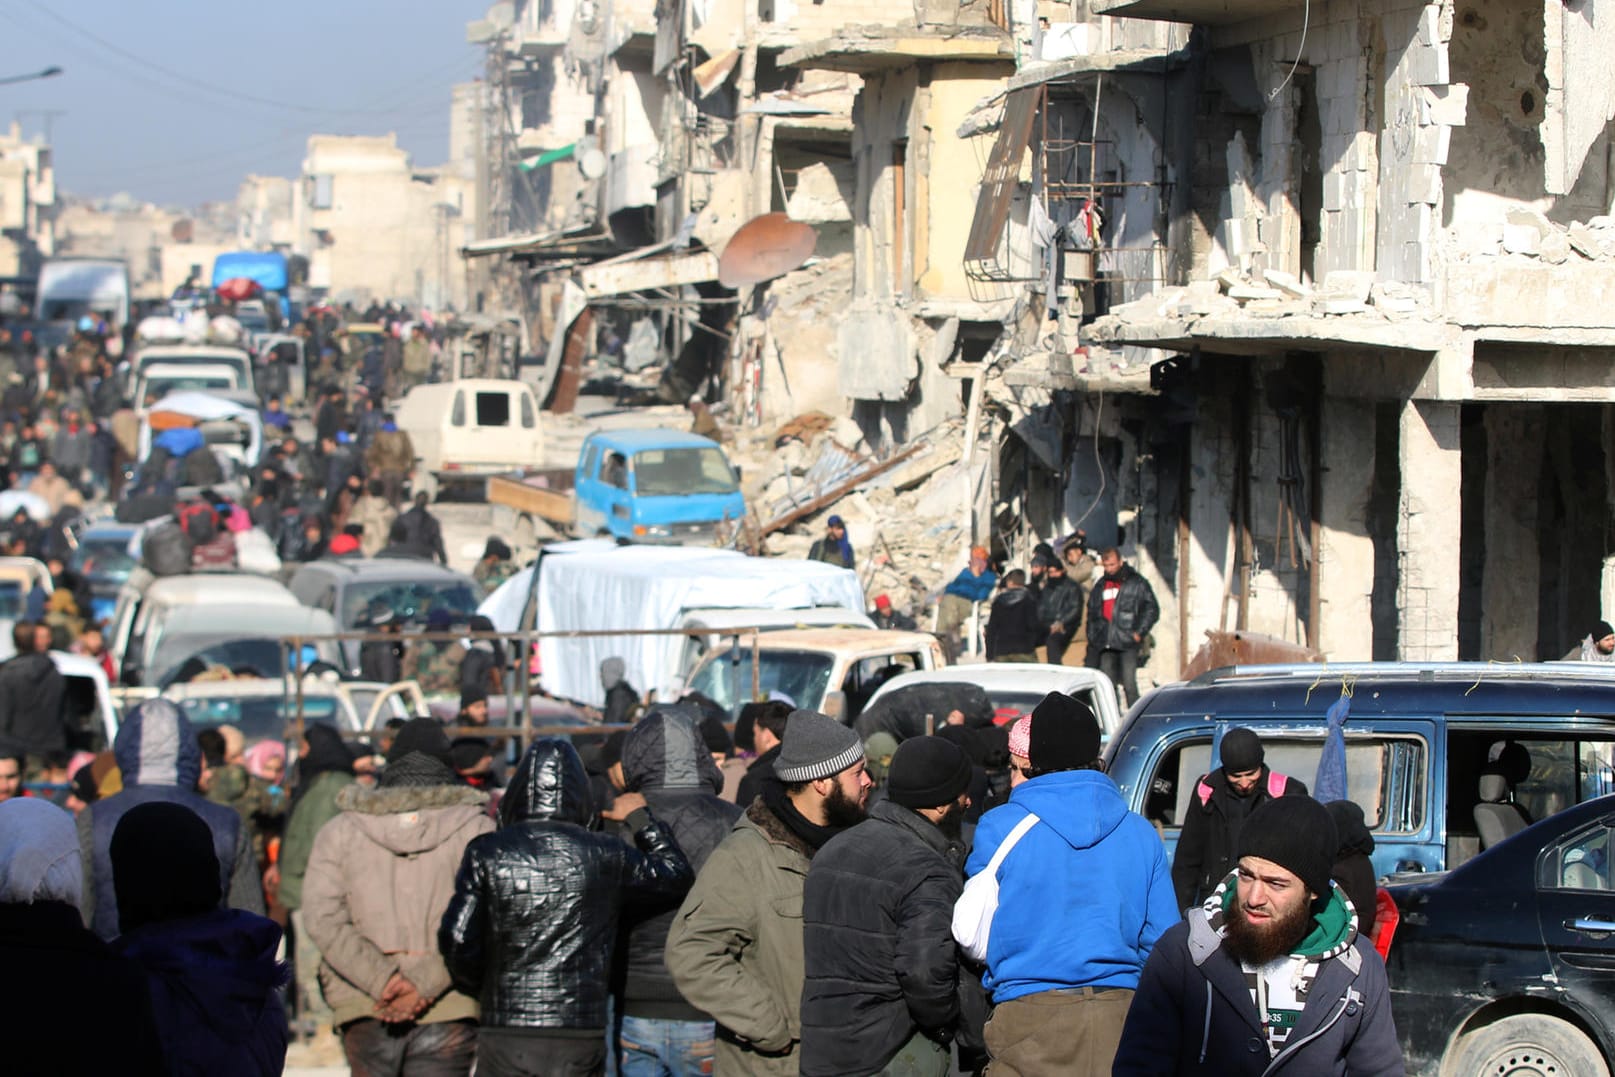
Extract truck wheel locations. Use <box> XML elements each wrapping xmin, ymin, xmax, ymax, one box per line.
<box><xmin>1449</xmin><ymin>1015</ymin><xmax>1609</xmax><ymax>1077</ymax></box>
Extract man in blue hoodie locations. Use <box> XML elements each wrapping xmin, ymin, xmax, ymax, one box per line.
<box><xmin>964</xmin><ymin>691</ymin><xmax>1177</xmax><ymax>1077</ymax></box>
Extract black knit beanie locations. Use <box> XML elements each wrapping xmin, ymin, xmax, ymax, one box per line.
<box><xmin>1220</xmin><ymin>727</ymin><xmax>1265</xmax><ymax>774</ymax></box>
<box><xmin>886</xmin><ymin>736</ymin><xmax>973</xmax><ymax>809</ymax></box>
<box><xmin>1237</xmin><ymin>795</ymin><xmax>1338</xmax><ymax>899</ymax></box>
<box><xmin>1027</xmin><ymin>692</ymin><xmax>1101</xmax><ymax>772</ymax></box>
<box><xmin>387</xmin><ymin>717</ymin><xmax>455</xmax><ymax>767</ymax></box>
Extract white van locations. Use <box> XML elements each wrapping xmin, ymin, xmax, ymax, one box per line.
<box><xmin>394</xmin><ymin>378</ymin><xmax>545</xmax><ymax>500</ymax></box>
<box><xmin>110</xmin><ymin>570</ymin><xmax>304</xmax><ymax>685</ymax></box>
<box><xmin>37</xmin><ymin>258</ymin><xmax>130</xmax><ymax>330</ymax></box>
<box><xmin>131</xmin><ymin>345</ymin><xmax>255</xmax><ymax>398</ymax></box>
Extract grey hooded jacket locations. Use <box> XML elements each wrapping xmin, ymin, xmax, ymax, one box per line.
<box><xmin>618</xmin><ymin>706</ymin><xmax>744</xmax><ymax>1020</ymax></box>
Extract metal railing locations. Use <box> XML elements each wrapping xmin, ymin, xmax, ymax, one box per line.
<box><xmin>273</xmin><ymin>624</ymin><xmax>772</xmax><ymax>749</ymax></box>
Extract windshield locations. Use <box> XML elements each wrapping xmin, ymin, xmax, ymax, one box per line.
<box><xmin>339</xmin><ymin>579</ymin><xmax>481</xmax><ymax>629</ymax></box>
<box><xmin>71</xmin><ymin>536</ymin><xmax>138</xmax><ymax>584</ymax></box>
<box><xmin>0</xmin><ymin>581</ymin><xmax>22</xmax><ymax>621</ymax></box>
<box><xmin>632</xmin><ymin>448</ymin><xmax>738</xmax><ymax>497</ymax></box>
<box><xmin>235</xmin><ymin>311</ymin><xmax>269</xmax><ymax>332</ymax></box>
<box><xmin>143</xmin><ymin>374</ymin><xmax>234</xmax><ymax>400</ymax></box>
<box><xmin>154</xmin><ymin>636</ymin><xmax>308</xmax><ymax>687</ymax></box>
<box><xmin>688</xmin><ymin>650</ymin><xmax>835</xmax><ymax>716</ymax></box>
<box><xmin>176</xmin><ymin>694</ymin><xmax>340</xmax><ymax>743</ymax></box>
<box><xmin>137</xmin><ymin>354</ymin><xmax>249</xmax><ymax>380</ymax></box>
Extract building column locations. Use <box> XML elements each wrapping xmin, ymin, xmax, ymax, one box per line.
<box><xmin>1317</xmin><ymin>398</ymin><xmax>1376</xmax><ymax>660</ymax></box>
<box><xmin>1181</xmin><ymin>393</ymin><xmax>1237</xmax><ymax>644</ymax></box>
<box><xmin>1480</xmin><ymin>405</ymin><xmax>1542</xmax><ymax>660</ymax></box>
<box><xmin>1397</xmin><ymin>400</ymin><xmax>1462</xmax><ymax>661</ymax></box>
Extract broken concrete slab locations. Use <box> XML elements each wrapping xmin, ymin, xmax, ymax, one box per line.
<box><xmin>1260</xmin><ymin>268</ymin><xmax>1311</xmax><ymax>298</ymax></box>
<box><xmin>1320</xmin><ymin>271</ymin><xmax>1374</xmax><ymax>302</ymax></box>
<box><xmin>1539</xmin><ymin>231</ymin><xmax>1572</xmax><ymax>265</ymax></box>
<box><xmin>1501</xmin><ymin>223</ymin><xmax>1541</xmax><ymax>256</ymax></box>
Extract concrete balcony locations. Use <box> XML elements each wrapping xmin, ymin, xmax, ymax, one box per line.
<box><xmin>1092</xmin><ymin>0</ymin><xmax>1292</xmax><ymax>25</ymax></box>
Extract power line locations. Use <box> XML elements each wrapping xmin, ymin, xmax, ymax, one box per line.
<box><xmin>11</xmin><ymin>0</ymin><xmax>478</xmax><ymax>119</ymax></box>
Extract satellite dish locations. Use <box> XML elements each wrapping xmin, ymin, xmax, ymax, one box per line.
<box><xmin>577</xmin><ymin>147</ymin><xmax>607</xmax><ymax>179</ymax></box>
<box><xmin>718</xmin><ymin>213</ymin><xmax>817</xmax><ymax>288</ymax></box>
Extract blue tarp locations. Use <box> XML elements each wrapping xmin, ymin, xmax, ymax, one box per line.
<box><xmin>153</xmin><ymin>427</ymin><xmax>205</xmax><ymax>458</ymax></box>
<box><xmin>211</xmin><ymin>251</ymin><xmax>288</xmax><ymax>291</ymax></box>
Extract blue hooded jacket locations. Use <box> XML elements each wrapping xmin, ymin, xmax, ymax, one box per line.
<box><xmin>79</xmin><ymin>700</ymin><xmax>256</xmax><ymax>939</ymax></box>
<box><xmin>964</xmin><ymin>768</ymin><xmax>1177</xmax><ymax>1003</ymax></box>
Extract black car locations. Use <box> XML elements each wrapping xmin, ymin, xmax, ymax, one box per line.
<box><xmin>1387</xmin><ymin>794</ymin><xmax>1615</xmax><ymax>1075</ymax></box>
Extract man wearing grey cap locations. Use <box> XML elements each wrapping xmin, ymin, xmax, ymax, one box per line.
<box><xmin>665</xmin><ymin>710</ymin><xmax>872</xmax><ymax>1075</ymax></box>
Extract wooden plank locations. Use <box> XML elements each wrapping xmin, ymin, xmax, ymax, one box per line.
<box><xmin>759</xmin><ymin>443</ymin><xmax>926</xmax><ymax>537</ymax></box>
<box><xmin>579</xmin><ymin>250</ymin><xmax>721</xmax><ymax>299</ymax></box>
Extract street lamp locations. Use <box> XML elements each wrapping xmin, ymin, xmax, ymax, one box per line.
<box><xmin>0</xmin><ymin>66</ymin><xmax>63</xmax><ymax>87</ymax></box>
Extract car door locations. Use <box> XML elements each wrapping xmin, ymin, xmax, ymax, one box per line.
<box><xmin>1535</xmin><ymin>813</ymin><xmax>1615</xmax><ymax>1024</ymax></box>
<box><xmin>573</xmin><ymin>439</ymin><xmax>604</xmax><ymax>535</ymax></box>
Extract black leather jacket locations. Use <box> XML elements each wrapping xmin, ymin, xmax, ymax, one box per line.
<box><xmin>439</xmin><ymin>738</ymin><xmax>693</xmax><ymax>1029</ymax></box>
<box><xmin>1086</xmin><ymin>564</ymin><xmax>1161</xmax><ymax>651</ymax></box>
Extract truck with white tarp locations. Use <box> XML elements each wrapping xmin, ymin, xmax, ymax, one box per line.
<box><xmin>478</xmin><ymin>540</ymin><xmax>870</xmax><ymax>709</ymax></box>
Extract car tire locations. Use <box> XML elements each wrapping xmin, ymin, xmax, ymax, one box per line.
<box><xmin>1448</xmin><ymin>1014</ymin><xmax>1610</xmax><ymax>1077</ymax></box>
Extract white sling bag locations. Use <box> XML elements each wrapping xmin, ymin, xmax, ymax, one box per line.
<box><xmin>952</xmin><ymin>811</ymin><xmax>1040</xmax><ymax>962</ymax></box>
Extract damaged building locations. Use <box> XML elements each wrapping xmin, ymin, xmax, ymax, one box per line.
<box><xmin>461</xmin><ymin>0</ymin><xmax>1615</xmax><ymax>687</ymax></box>
<box><xmin>963</xmin><ymin>0</ymin><xmax>1615</xmax><ymax>687</ymax></box>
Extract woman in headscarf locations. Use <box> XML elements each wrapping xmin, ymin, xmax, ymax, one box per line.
<box><xmin>0</xmin><ymin>798</ymin><xmax>165</xmax><ymax>1073</ymax></box>
<box><xmin>276</xmin><ymin>724</ymin><xmax>357</xmax><ymax>1036</ymax></box>
<box><xmin>111</xmin><ymin>801</ymin><xmax>289</xmax><ymax>1076</ymax></box>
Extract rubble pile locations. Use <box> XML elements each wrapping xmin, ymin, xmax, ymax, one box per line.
<box><xmin>1457</xmin><ymin>208</ymin><xmax>1615</xmax><ymax>265</ymax></box>
<box><xmin>1095</xmin><ymin>265</ymin><xmax>1438</xmax><ymax>325</ymax></box>
<box><xmin>726</xmin><ymin>413</ymin><xmax>983</xmax><ymax>618</ymax></box>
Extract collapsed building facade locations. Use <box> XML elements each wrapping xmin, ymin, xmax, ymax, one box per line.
<box><xmin>466</xmin><ymin>0</ymin><xmax>1615</xmax><ymax>686</ymax></box>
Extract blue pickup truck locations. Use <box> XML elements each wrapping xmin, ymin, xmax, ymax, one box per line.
<box><xmin>490</xmin><ymin>429</ymin><xmax>747</xmax><ymax>546</ymax></box>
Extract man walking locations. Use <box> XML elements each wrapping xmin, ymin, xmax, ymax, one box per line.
<box><xmin>1036</xmin><ymin>554</ymin><xmax>1084</xmax><ymax>665</ymax></box>
<box><xmin>77</xmin><ymin>699</ymin><xmax>265</xmax><ymax>940</ymax></box>
<box><xmin>302</xmin><ymin>719</ymin><xmax>493</xmax><ymax>1075</ymax></box>
<box><xmin>1171</xmin><ymin>727</ymin><xmax>1309</xmax><ymax>912</ymax></box>
<box><xmin>733</xmin><ymin>700</ymin><xmax>791</xmax><ymax>808</ymax></box>
<box><xmin>0</xmin><ymin>621</ymin><xmax>65</xmax><ymax>770</ymax></box>
<box><xmin>964</xmin><ymin>692</ymin><xmax>1177</xmax><ymax>1075</ymax></box>
<box><xmin>440</xmin><ymin>737</ymin><xmax>693</xmax><ymax>1077</ymax></box>
<box><xmin>1113</xmin><ymin>797</ymin><xmax>1403</xmax><ymax>1075</ymax></box>
<box><xmin>1084</xmin><ymin>548</ymin><xmax>1159</xmax><ymax>705</ymax></box>
<box><xmin>985</xmin><ymin>570</ymin><xmax>1042</xmax><ymax>663</ymax></box>
<box><xmin>800</xmin><ymin>736</ymin><xmax>975</xmax><ymax>1076</ymax></box>
<box><xmin>613</xmin><ymin>706</ymin><xmax>742</xmax><ymax>1074</ymax></box>
<box><xmin>665</xmin><ymin>710</ymin><xmax>871</xmax><ymax>1075</ymax></box>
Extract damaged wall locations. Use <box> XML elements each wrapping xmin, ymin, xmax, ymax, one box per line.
<box><xmin>917</xmin><ymin>62</ymin><xmax>1018</xmax><ymax>302</ymax></box>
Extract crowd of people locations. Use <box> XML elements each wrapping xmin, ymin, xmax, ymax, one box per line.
<box><xmin>0</xmin><ymin>681</ymin><xmax>1403</xmax><ymax>1076</ymax></box>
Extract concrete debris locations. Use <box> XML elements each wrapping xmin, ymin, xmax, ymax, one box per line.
<box><xmin>728</xmin><ymin>413</ymin><xmax>983</xmax><ymax>620</ymax></box>
<box><xmin>1106</xmin><ymin>264</ymin><xmax>1437</xmax><ymax>329</ymax></box>
<box><xmin>1471</xmin><ymin>210</ymin><xmax>1615</xmax><ymax>264</ymax></box>
<box><xmin>1259</xmin><ymin>268</ymin><xmax>1311</xmax><ymax>299</ymax></box>
<box><xmin>1320</xmin><ymin>271</ymin><xmax>1375</xmax><ymax>303</ymax></box>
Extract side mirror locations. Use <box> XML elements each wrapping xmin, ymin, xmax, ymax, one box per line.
<box><xmin>821</xmin><ymin>690</ymin><xmax>847</xmax><ymax>721</ymax></box>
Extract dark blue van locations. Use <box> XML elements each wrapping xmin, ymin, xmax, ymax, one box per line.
<box><xmin>1103</xmin><ymin>663</ymin><xmax>1615</xmax><ymax>881</ymax></box>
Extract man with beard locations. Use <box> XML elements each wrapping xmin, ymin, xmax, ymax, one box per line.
<box><xmin>1114</xmin><ymin>796</ymin><xmax>1402</xmax><ymax>1076</ymax></box>
<box><xmin>665</xmin><ymin>710</ymin><xmax>871</xmax><ymax>1075</ymax></box>
<box><xmin>800</xmin><ymin>736</ymin><xmax>976</xmax><ymax>1076</ymax></box>
<box><xmin>964</xmin><ymin>691</ymin><xmax>1176</xmax><ymax>1076</ymax></box>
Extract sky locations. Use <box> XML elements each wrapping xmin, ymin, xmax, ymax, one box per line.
<box><xmin>0</xmin><ymin>0</ymin><xmax>489</xmax><ymax>208</ymax></box>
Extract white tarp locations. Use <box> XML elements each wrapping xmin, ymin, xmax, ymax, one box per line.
<box><xmin>478</xmin><ymin>542</ymin><xmax>866</xmax><ymax>708</ymax></box>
